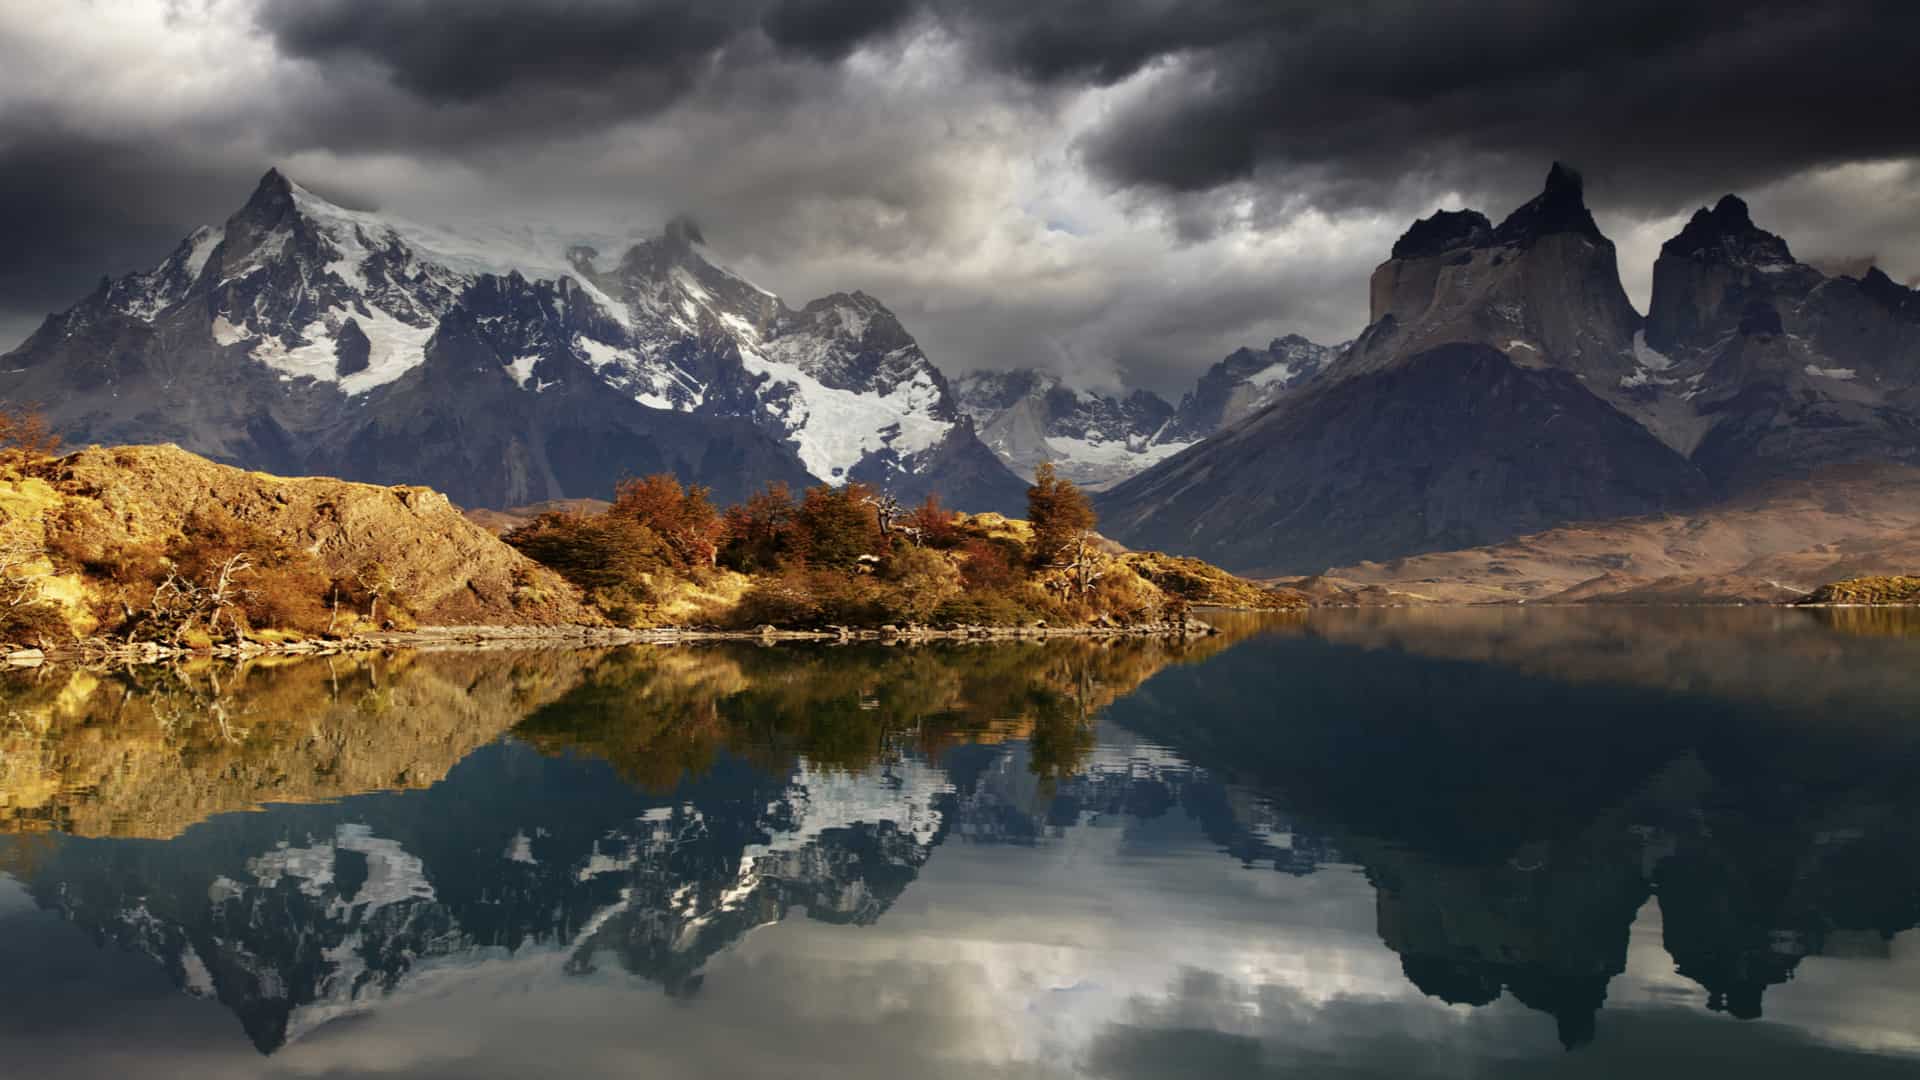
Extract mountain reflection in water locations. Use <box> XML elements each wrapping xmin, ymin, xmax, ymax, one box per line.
<box><xmin>1</xmin><ymin>607</ymin><xmax>1918</xmax><ymax>1078</ymax></box>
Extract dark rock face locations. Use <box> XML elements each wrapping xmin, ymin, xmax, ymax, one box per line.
<box><xmin>1641</xmin><ymin>197</ymin><xmax>1920</xmax><ymax>491</ymax></box>
<box><xmin>1645</xmin><ymin>194</ymin><xmax>1820</xmax><ymax>352</ymax></box>
<box><xmin>333</xmin><ymin>318</ymin><xmax>370</xmax><ymax>377</ymax></box>
<box><xmin>309</xmin><ymin>293</ymin><xmax>811</xmax><ymax>509</ymax></box>
<box><xmin>1488</xmin><ymin>161</ymin><xmax>1607</xmax><ymax>248</ymax></box>
<box><xmin>1391</xmin><ymin>209</ymin><xmax>1493</xmax><ymax>259</ymax></box>
<box><xmin>1099</xmin><ymin>345</ymin><xmax>1708</xmax><ymax>574</ymax></box>
<box><xmin>1350</xmin><ymin>163</ymin><xmax>1646</xmax><ymax>409</ymax></box>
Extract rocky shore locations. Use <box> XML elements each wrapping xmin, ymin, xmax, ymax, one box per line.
<box><xmin>9</xmin><ymin>615</ymin><xmax>1224</xmax><ymax>668</ymax></box>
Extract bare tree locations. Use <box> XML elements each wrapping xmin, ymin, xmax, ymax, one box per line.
<box><xmin>866</xmin><ymin>492</ymin><xmax>905</xmax><ymax>538</ymax></box>
<box><xmin>145</xmin><ymin>553</ymin><xmax>253</xmax><ymax>644</ymax></box>
<box><xmin>0</xmin><ymin>523</ymin><xmax>50</xmax><ymax>612</ymax></box>
<box><xmin>356</xmin><ymin>562</ymin><xmax>398</xmax><ymax>627</ymax></box>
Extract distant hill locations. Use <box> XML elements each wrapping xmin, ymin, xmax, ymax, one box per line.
<box><xmin>1281</xmin><ymin>463</ymin><xmax>1920</xmax><ymax>605</ymax></box>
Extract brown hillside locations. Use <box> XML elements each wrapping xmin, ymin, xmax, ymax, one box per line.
<box><xmin>1290</xmin><ymin>464</ymin><xmax>1920</xmax><ymax>605</ymax></box>
<box><xmin>13</xmin><ymin>444</ymin><xmax>596</xmax><ymax>633</ymax></box>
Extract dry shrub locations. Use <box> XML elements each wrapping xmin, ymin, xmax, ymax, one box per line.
<box><xmin>876</xmin><ymin>544</ymin><xmax>961</xmax><ymax>623</ymax></box>
<box><xmin>0</xmin><ymin>403</ymin><xmax>60</xmax><ymax>466</ymax></box>
<box><xmin>958</xmin><ymin>538</ymin><xmax>1021</xmax><ymax>592</ymax></box>
<box><xmin>733</xmin><ymin>568</ymin><xmax>891</xmax><ymax>628</ymax></box>
<box><xmin>45</xmin><ymin>501</ymin><xmax>343</xmax><ymax>638</ymax></box>
<box><xmin>0</xmin><ymin>602</ymin><xmax>68</xmax><ymax>648</ymax></box>
<box><xmin>505</xmin><ymin>510</ymin><xmax>673</xmax><ymax>619</ymax></box>
<box><xmin>171</xmin><ymin>509</ymin><xmax>335</xmax><ymax>634</ymax></box>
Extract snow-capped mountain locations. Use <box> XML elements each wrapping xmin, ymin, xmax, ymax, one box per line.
<box><xmin>1158</xmin><ymin>334</ymin><xmax>1343</xmax><ymax>443</ymax></box>
<box><xmin>954</xmin><ymin>334</ymin><xmax>1339</xmax><ymax>488</ymax></box>
<box><xmin>1</xmin><ymin>169</ymin><xmax>1025</xmax><ymax>511</ymax></box>
<box><xmin>953</xmin><ymin>369</ymin><xmax>1177</xmax><ymax>487</ymax></box>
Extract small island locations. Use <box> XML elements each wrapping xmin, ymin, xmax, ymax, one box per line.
<box><xmin>1794</xmin><ymin>576</ymin><xmax>1920</xmax><ymax>607</ymax></box>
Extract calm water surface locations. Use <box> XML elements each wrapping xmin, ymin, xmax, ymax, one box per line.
<box><xmin>3</xmin><ymin>608</ymin><xmax>1920</xmax><ymax>1078</ymax></box>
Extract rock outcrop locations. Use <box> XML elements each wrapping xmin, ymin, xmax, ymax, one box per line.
<box><xmin>16</xmin><ymin>443</ymin><xmax>598</xmax><ymax>630</ymax></box>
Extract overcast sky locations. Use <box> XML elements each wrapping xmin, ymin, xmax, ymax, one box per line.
<box><xmin>2</xmin><ymin>0</ymin><xmax>1917</xmax><ymax>395</ymax></box>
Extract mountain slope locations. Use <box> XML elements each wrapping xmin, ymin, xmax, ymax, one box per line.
<box><xmin>1</xmin><ymin>170</ymin><xmax>1025</xmax><ymax>511</ymax></box>
<box><xmin>1099</xmin><ymin>343</ymin><xmax>1707</xmax><ymax>574</ymax></box>
<box><xmin>1294</xmin><ymin>463</ymin><xmax>1920</xmax><ymax>605</ymax></box>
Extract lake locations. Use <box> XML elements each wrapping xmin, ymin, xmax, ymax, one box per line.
<box><xmin>3</xmin><ymin>607</ymin><xmax>1919</xmax><ymax>1078</ymax></box>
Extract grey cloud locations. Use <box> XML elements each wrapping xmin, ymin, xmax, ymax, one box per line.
<box><xmin>1069</xmin><ymin>0</ymin><xmax>1920</xmax><ymax>216</ymax></box>
<box><xmin>255</xmin><ymin>0</ymin><xmax>913</xmax><ymax>102</ymax></box>
<box><xmin>763</xmin><ymin>0</ymin><xmax>919</xmax><ymax>61</ymax></box>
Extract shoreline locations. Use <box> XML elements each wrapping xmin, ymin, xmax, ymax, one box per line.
<box><xmin>7</xmin><ymin>615</ymin><xmax>1233</xmax><ymax>669</ymax></box>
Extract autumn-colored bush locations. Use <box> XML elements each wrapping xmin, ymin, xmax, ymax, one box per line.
<box><xmin>905</xmin><ymin>494</ymin><xmax>960</xmax><ymax>548</ymax></box>
<box><xmin>504</xmin><ymin>510</ymin><xmax>674</xmax><ymax>619</ymax></box>
<box><xmin>876</xmin><ymin>544</ymin><xmax>962</xmax><ymax>623</ymax></box>
<box><xmin>718</xmin><ymin>482</ymin><xmax>797</xmax><ymax>573</ymax></box>
<box><xmin>0</xmin><ymin>402</ymin><xmax>60</xmax><ymax>466</ymax></box>
<box><xmin>958</xmin><ymin>538</ymin><xmax>1021</xmax><ymax>592</ymax></box>
<box><xmin>1026</xmin><ymin>462</ymin><xmax>1097</xmax><ymax>567</ymax></box>
<box><xmin>793</xmin><ymin>483</ymin><xmax>882</xmax><ymax>570</ymax></box>
<box><xmin>612</xmin><ymin>473</ymin><xmax>721</xmax><ymax>569</ymax></box>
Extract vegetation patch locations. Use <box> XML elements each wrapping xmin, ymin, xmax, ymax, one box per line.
<box><xmin>1797</xmin><ymin>575</ymin><xmax>1920</xmax><ymax>605</ymax></box>
<box><xmin>1120</xmin><ymin>551</ymin><xmax>1311</xmax><ymax>610</ymax></box>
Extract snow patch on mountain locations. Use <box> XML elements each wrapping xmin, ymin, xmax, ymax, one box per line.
<box><xmin>739</xmin><ymin>343</ymin><xmax>950</xmax><ymax>480</ymax></box>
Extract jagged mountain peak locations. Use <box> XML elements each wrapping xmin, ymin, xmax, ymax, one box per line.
<box><xmin>1855</xmin><ymin>266</ymin><xmax>1920</xmax><ymax>321</ymax></box>
<box><xmin>8</xmin><ymin>165</ymin><xmax>1030</xmax><ymax>512</ymax></box>
<box><xmin>662</xmin><ymin>214</ymin><xmax>705</xmax><ymax>250</ymax></box>
<box><xmin>1661</xmin><ymin>193</ymin><xmax>1798</xmax><ymax>268</ymax></box>
<box><xmin>1490</xmin><ymin>161</ymin><xmax>1605</xmax><ymax>248</ymax></box>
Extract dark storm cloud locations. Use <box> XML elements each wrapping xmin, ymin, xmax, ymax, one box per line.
<box><xmin>763</xmin><ymin>0</ymin><xmax>919</xmax><ymax>61</ymax></box>
<box><xmin>0</xmin><ymin>131</ymin><xmax>254</xmax><ymax>348</ymax></box>
<box><xmin>1058</xmin><ymin>0</ymin><xmax>1920</xmax><ymax>215</ymax></box>
<box><xmin>929</xmin><ymin>0</ymin><xmax>1284</xmax><ymax>86</ymax></box>
<box><xmin>255</xmin><ymin>0</ymin><xmax>1920</xmax><ymax>221</ymax></box>
<box><xmin>256</xmin><ymin>0</ymin><xmax>915</xmax><ymax>102</ymax></box>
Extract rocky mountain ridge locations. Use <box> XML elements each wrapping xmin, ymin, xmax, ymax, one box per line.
<box><xmin>2</xmin><ymin>170</ymin><xmax>1025</xmax><ymax>512</ymax></box>
<box><xmin>954</xmin><ymin>332</ymin><xmax>1341</xmax><ymax>486</ymax></box>
<box><xmin>1099</xmin><ymin>164</ymin><xmax>1920</xmax><ymax>573</ymax></box>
